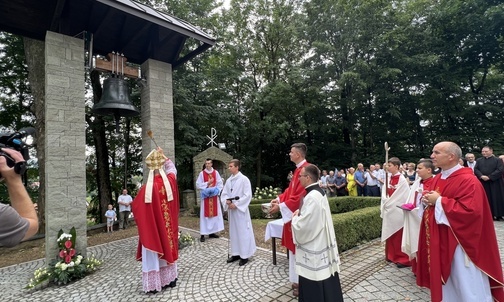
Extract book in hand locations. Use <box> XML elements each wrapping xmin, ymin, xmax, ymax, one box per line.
<box><xmin>397</xmin><ymin>203</ymin><xmax>416</xmax><ymax>211</ymax></box>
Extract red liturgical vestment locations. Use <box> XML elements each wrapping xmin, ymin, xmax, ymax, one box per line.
<box><xmin>203</xmin><ymin>170</ymin><xmax>218</xmax><ymax>217</ymax></box>
<box><xmin>416</xmin><ymin>168</ymin><xmax>504</xmax><ymax>302</ymax></box>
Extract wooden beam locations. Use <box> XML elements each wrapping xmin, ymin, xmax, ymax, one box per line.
<box><xmin>94</xmin><ymin>53</ymin><xmax>140</xmax><ymax>78</ymax></box>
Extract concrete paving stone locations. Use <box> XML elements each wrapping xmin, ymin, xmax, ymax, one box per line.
<box><xmin>2</xmin><ymin>222</ymin><xmax>504</xmax><ymax>301</ymax></box>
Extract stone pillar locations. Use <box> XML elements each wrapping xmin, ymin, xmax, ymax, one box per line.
<box><xmin>140</xmin><ymin>59</ymin><xmax>174</xmax><ymax>179</ymax></box>
<box><xmin>44</xmin><ymin>31</ymin><xmax>87</xmax><ymax>260</ymax></box>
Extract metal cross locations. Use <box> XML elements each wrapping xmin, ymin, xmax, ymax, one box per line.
<box><xmin>206</xmin><ymin>127</ymin><xmax>217</xmax><ymax>147</ymax></box>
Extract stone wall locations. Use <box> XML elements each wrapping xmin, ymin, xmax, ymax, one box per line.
<box><xmin>140</xmin><ymin>59</ymin><xmax>174</xmax><ymax>179</ymax></box>
<box><xmin>44</xmin><ymin>31</ymin><xmax>87</xmax><ymax>259</ymax></box>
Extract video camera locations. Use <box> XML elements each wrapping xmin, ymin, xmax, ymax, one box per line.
<box><xmin>0</xmin><ymin>127</ymin><xmax>35</xmax><ymax>177</ymax></box>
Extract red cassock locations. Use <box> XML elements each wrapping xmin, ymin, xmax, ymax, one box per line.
<box><xmin>416</xmin><ymin>168</ymin><xmax>504</xmax><ymax>302</ymax></box>
<box><xmin>279</xmin><ymin>161</ymin><xmax>310</xmax><ymax>253</ymax></box>
<box><xmin>133</xmin><ymin>173</ymin><xmax>179</xmax><ymax>264</ymax></box>
<box><xmin>385</xmin><ymin>174</ymin><xmax>411</xmax><ymax>266</ymax></box>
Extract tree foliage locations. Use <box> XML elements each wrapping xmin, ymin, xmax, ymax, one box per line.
<box><xmin>0</xmin><ymin>0</ymin><xmax>503</xmax><ymax>221</ymax></box>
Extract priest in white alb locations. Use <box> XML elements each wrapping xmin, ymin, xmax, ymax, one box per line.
<box><xmin>221</xmin><ymin>159</ymin><xmax>256</xmax><ymax>266</ymax></box>
<box><xmin>196</xmin><ymin>158</ymin><xmax>224</xmax><ymax>242</ymax></box>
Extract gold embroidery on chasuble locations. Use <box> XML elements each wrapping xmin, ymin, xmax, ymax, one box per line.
<box><xmin>160</xmin><ymin>200</ymin><xmax>174</xmax><ymax>249</ymax></box>
<box><xmin>424</xmin><ymin>209</ymin><xmax>431</xmax><ymax>273</ymax></box>
<box><xmin>159</xmin><ymin>186</ymin><xmax>174</xmax><ymax>249</ymax></box>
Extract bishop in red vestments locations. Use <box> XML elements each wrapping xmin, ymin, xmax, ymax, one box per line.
<box><xmin>132</xmin><ymin>148</ymin><xmax>180</xmax><ymax>293</ymax></box>
<box><xmin>417</xmin><ymin>142</ymin><xmax>504</xmax><ymax>302</ymax></box>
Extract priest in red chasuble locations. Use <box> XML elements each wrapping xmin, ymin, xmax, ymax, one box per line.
<box><xmin>417</xmin><ymin>141</ymin><xmax>504</xmax><ymax>302</ymax></box>
<box><xmin>269</xmin><ymin>142</ymin><xmax>310</xmax><ymax>297</ymax></box>
<box><xmin>380</xmin><ymin>157</ymin><xmax>412</xmax><ymax>268</ymax></box>
<box><xmin>132</xmin><ymin>147</ymin><xmax>179</xmax><ymax>293</ymax></box>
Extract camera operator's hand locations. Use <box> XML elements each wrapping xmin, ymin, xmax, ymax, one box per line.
<box><xmin>0</xmin><ymin>148</ymin><xmax>39</xmax><ymax>242</ymax></box>
<box><xmin>0</xmin><ymin>148</ymin><xmax>25</xmax><ymax>182</ymax></box>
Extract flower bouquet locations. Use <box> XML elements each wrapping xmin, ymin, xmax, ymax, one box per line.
<box><xmin>178</xmin><ymin>231</ymin><xmax>195</xmax><ymax>250</ymax></box>
<box><xmin>26</xmin><ymin>227</ymin><xmax>102</xmax><ymax>289</ymax></box>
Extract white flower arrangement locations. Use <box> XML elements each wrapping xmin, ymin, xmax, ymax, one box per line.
<box><xmin>26</xmin><ymin>227</ymin><xmax>102</xmax><ymax>289</ymax></box>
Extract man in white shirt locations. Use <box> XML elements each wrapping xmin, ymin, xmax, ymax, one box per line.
<box><xmin>118</xmin><ymin>189</ymin><xmax>132</xmax><ymax>230</ymax></box>
<box><xmin>374</xmin><ymin>163</ymin><xmax>385</xmax><ymax>194</ymax></box>
<box><xmin>365</xmin><ymin>165</ymin><xmax>380</xmax><ymax>196</ymax></box>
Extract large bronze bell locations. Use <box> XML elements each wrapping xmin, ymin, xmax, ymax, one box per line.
<box><xmin>92</xmin><ymin>77</ymin><xmax>140</xmax><ymax>118</ymax></box>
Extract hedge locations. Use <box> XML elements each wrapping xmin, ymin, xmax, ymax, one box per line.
<box><xmin>327</xmin><ymin>196</ymin><xmax>380</xmax><ymax>214</ymax></box>
<box><xmin>194</xmin><ymin>196</ymin><xmax>381</xmax><ymax>219</ymax></box>
<box><xmin>333</xmin><ymin>206</ymin><xmax>382</xmax><ymax>252</ymax></box>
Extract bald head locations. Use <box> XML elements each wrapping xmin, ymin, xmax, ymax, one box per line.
<box><xmin>431</xmin><ymin>141</ymin><xmax>462</xmax><ymax>170</ymax></box>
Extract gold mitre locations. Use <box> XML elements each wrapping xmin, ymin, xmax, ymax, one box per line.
<box><xmin>145</xmin><ymin>149</ymin><xmax>165</xmax><ymax>171</ymax></box>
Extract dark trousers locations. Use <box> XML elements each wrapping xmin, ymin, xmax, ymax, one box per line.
<box><xmin>298</xmin><ymin>273</ymin><xmax>344</xmax><ymax>302</ymax></box>
<box><xmin>119</xmin><ymin>211</ymin><xmax>130</xmax><ymax>229</ymax></box>
<box><xmin>336</xmin><ymin>187</ymin><xmax>347</xmax><ymax>196</ymax></box>
<box><xmin>357</xmin><ymin>185</ymin><xmax>367</xmax><ymax>196</ymax></box>
<box><xmin>366</xmin><ymin>185</ymin><xmax>380</xmax><ymax>197</ymax></box>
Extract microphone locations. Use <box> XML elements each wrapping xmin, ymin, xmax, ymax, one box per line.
<box><xmin>227</xmin><ymin>196</ymin><xmax>239</xmax><ymax>203</ymax></box>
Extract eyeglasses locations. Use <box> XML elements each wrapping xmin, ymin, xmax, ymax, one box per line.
<box><xmin>298</xmin><ymin>174</ymin><xmax>308</xmax><ymax>178</ymax></box>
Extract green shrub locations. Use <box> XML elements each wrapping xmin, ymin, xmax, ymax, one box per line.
<box><xmin>328</xmin><ymin>196</ymin><xmax>380</xmax><ymax>214</ymax></box>
<box><xmin>332</xmin><ymin>206</ymin><xmax>381</xmax><ymax>252</ymax></box>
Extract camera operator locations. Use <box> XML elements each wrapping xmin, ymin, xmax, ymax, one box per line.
<box><xmin>0</xmin><ymin>148</ymin><xmax>38</xmax><ymax>247</ymax></box>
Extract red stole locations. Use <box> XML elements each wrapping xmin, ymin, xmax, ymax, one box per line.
<box><xmin>279</xmin><ymin>161</ymin><xmax>310</xmax><ymax>254</ymax></box>
<box><xmin>203</xmin><ymin>170</ymin><xmax>218</xmax><ymax>217</ymax></box>
<box><xmin>133</xmin><ymin>173</ymin><xmax>179</xmax><ymax>263</ymax></box>
<box><xmin>416</xmin><ymin>168</ymin><xmax>504</xmax><ymax>302</ymax></box>
<box><xmin>387</xmin><ymin>174</ymin><xmax>400</xmax><ymax>197</ymax></box>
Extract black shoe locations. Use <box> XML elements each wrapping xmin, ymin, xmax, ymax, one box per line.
<box><xmin>209</xmin><ymin>233</ymin><xmax>219</xmax><ymax>238</ymax></box>
<box><xmin>239</xmin><ymin>258</ymin><xmax>248</xmax><ymax>266</ymax></box>
<box><xmin>396</xmin><ymin>263</ymin><xmax>408</xmax><ymax>268</ymax></box>
<box><xmin>200</xmin><ymin>235</ymin><xmax>205</xmax><ymax>242</ymax></box>
<box><xmin>227</xmin><ymin>255</ymin><xmax>240</xmax><ymax>263</ymax></box>
<box><xmin>168</xmin><ymin>278</ymin><xmax>178</xmax><ymax>288</ymax></box>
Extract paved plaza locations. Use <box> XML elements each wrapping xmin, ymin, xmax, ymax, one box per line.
<box><xmin>1</xmin><ymin>222</ymin><xmax>503</xmax><ymax>301</ymax></box>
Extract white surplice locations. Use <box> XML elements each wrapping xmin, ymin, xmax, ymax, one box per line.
<box><xmin>292</xmin><ymin>184</ymin><xmax>340</xmax><ymax>281</ymax></box>
<box><xmin>220</xmin><ymin>172</ymin><xmax>256</xmax><ymax>259</ymax></box>
<box><xmin>380</xmin><ymin>173</ymin><xmax>410</xmax><ymax>241</ymax></box>
<box><xmin>401</xmin><ymin>178</ymin><xmax>423</xmax><ymax>259</ymax></box>
<box><xmin>196</xmin><ymin>168</ymin><xmax>224</xmax><ymax>235</ymax></box>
